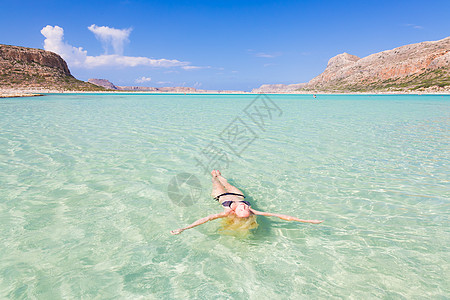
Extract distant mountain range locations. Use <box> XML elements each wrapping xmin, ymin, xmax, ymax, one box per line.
<box><xmin>87</xmin><ymin>78</ymin><xmax>246</xmax><ymax>93</ymax></box>
<box><xmin>253</xmin><ymin>36</ymin><xmax>450</xmax><ymax>93</ymax></box>
<box><xmin>87</xmin><ymin>78</ymin><xmax>200</xmax><ymax>92</ymax></box>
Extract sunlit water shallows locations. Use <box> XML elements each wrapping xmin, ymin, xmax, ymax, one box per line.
<box><xmin>0</xmin><ymin>94</ymin><xmax>449</xmax><ymax>299</ymax></box>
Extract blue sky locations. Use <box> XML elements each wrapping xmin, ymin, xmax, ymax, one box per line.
<box><xmin>1</xmin><ymin>0</ymin><xmax>449</xmax><ymax>91</ymax></box>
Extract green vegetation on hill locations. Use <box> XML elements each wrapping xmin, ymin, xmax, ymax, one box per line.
<box><xmin>0</xmin><ymin>44</ymin><xmax>106</xmax><ymax>91</ymax></box>
<box><xmin>299</xmin><ymin>67</ymin><xmax>450</xmax><ymax>93</ymax></box>
<box><xmin>0</xmin><ymin>60</ymin><xmax>106</xmax><ymax>91</ymax></box>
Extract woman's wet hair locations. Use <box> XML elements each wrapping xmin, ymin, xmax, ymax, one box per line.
<box><xmin>219</xmin><ymin>214</ymin><xmax>258</xmax><ymax>236</ymax></box>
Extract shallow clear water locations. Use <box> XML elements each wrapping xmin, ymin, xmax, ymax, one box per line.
<box><xmin>0</xmin><ymin>93</ymin><xmax>449</xmax><ymax>299</ymax></box>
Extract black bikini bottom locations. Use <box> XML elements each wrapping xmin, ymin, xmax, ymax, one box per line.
<box><xmin>221</xmin><ymin>200</ymin><xmax>251</xmax><ymax>208</ymax></box>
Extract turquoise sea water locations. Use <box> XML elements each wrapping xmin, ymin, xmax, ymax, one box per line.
<box><xmin>0</xmin><ymin>93</ymin><xmax>449</xmax><ymax>299</ymax></box>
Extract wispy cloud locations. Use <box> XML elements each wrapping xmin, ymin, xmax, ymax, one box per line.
<box><xmin>135</xmin><ymin>76</ymin><xmax>151</xmax><ymax>83</ymax></box>
<box><xmin>248</xmin><ymin>49</ymin><xmax>282</xmax><ymax>58</ymax></box>
<box><xmin>41</xmin><ymin>25</ymin><xmax>189</xmax><ymax>69</ymax></box>
<box><xmin>404</xmin><ymin>23</ymin><xmax>424</xmax><ymax>29</ymax></box>
<box><xmin>255</xmin><ymin>52</ymin><xmax>281</xmax><ymax>58</ymax></box>
<box><xmin>84</xmin><ymin>55</ymin><xmax>186</xmax><ymax>68</ymax></box>
<box><xmin>164</xmin><ymin>70</ymin><xmax>179</xmax><ymax>74</ymax></box>
<box><xmin>182</xmin><ymin>65</ymin><xmax>211</xmax><ymax>70</ymax></box>
<box><xmin>88</xmin><ymin>24</ymin><xmax>131</xmax><ymax>55</ymax></box>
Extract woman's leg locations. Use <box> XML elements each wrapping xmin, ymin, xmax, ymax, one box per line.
<box><xmin>216</xmin><ymin>170</ymin><xmax>244</xmax><ymax>195</ymax></box>
<box><xmin>211</xmin><ymin>170</ymin><xmax>226</xmax><ymax>198</ymax></box>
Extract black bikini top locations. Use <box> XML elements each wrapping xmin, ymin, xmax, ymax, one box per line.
<box><xmin>213</xmin><ymin>193</ymin><xmax>250</xmax><ymax>207</ymax></box>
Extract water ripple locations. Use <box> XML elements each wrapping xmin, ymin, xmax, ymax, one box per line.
<box><xmin>0</xmin><ymin>94</ymin><xmax>449</xmax><ymax>298</ymax></box>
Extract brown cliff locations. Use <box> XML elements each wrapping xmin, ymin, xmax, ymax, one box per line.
<box><xmin>303</xmin><ymin>37</ymin><xmax>450</xmax><ymax>92</ymax></box>
<box><xmin>0</xmin><ymin>44</ymin><xmax>104</xmax><ymax>91</ymax></box>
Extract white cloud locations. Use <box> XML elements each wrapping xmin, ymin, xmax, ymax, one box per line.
<box><xmin>41</xmin><ymin>25</ymin><xmax>190</xmax><ymax>69</ymax></box>
<box><xmin>41</xmin><ymin>25</ymin><xmax>88</xmax><ymax>67</ymax></box>
<box><xmin>84</xmin><ymin>54</ymin><xmax>187</xmax><ymax>68</ymax></box>
<box><xmin>135</xmin><ymin>76</ymin><xmax>152</xmax><ymax>83</ymax></box>
<box><xmin>88</xmin><ymin>24</ymin><xmax>131</xmax><ymax>55</ymax></box>
<box><xmin>182</xmin><ymin>65</ymin><xmax>211</xmax><ymax>70</ymax></box>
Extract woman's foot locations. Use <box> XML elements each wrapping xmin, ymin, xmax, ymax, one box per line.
<box><xmin>211</xmin><ymin>170</ymin><xmax>220</xmax><ymax>181</ymax></box>
<box><xmin>215</xmin><ymin>171</ymin><xmax>244</xmax><ymax>195</ymax></box>
<box><xmin>211</xmin><ymin>170</ymin><xmax>226</xmax><ymax>198</ymax></box>
<box><xmin>215</xmin><ymin>170</ymin><xmax>230</xmax><ymax>187</ymax></box>
<box><xmin>216</xmin><ymin>171</ymin><xmax>228</xmax><ymax>185</ymax></box>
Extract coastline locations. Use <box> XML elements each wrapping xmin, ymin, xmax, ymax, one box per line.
<box><xmin>1</xmin><ymin>88</ymin><xmax>450</xmax><ymax>96</ymax></box>
<box><xmin>0</xmin><ymin>92</ymin><xmax>44</xmax><ymax>98</ymax></box>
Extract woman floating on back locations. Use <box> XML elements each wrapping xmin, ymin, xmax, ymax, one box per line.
<box><xmin>171</xmin><ymin>170</ymin><xmax>323</xmax><ymax>235</ymax></box>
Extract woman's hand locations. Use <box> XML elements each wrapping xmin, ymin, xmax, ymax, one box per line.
<box><xmin>171</xmin><ymin>229</ymin><xmax>183</xmax><ymax>235</ymax></box>
<box><xmin>170</xmin><ymin>211</ymin><xmax>230</xmax><ymax>236</ymax></box>
<box><xmin>308</xmin><ymin>220</ymin><xmax>324</xmax><ymax>224</ymax></box>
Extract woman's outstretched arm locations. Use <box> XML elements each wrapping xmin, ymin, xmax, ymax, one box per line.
<box><xmin>249</xmin><ymin>208</ymin><xmax>323</xmax><ymax>224</ymax></box>
<box><xmin>171</xmin><ymin>211</ymin><xmax>231</xmax><ymax>235</ymax></box>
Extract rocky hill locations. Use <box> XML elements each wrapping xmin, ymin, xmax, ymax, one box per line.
<box><xmin>0</xmin><ymin>44</ymin><xmax>105</xmax><ymax>91</ymax></box>
<box><xmin>87</xmin><ymin>78</ymin><xmax>118</xmax><ymax>90</ymax></box>
<box><xmin>252</xmin><ymin>83</ymin><xmax>307</xmax><ymax>93</ymax></box>
<box><xmin>302</xmin><ymin>37</ymin><xmax>450</xmax><ymax>92</ymax></box>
